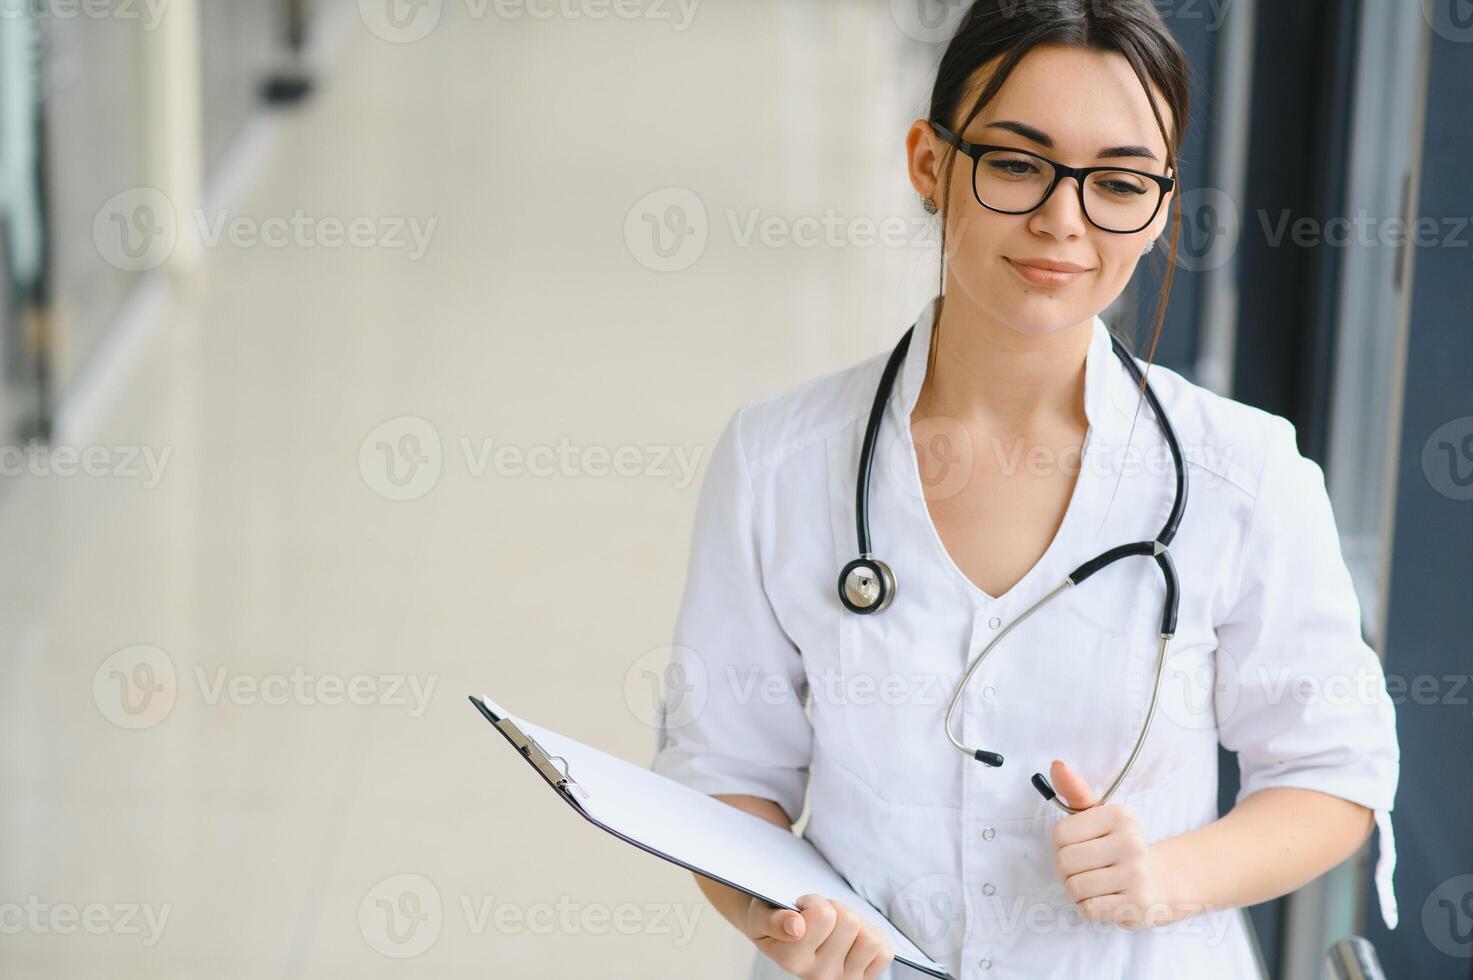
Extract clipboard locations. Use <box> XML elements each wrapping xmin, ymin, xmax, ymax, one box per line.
<box><xmin>470</xmin><ymin>694</ymin><xmax>954</xmax><ymax>979</ymax></box>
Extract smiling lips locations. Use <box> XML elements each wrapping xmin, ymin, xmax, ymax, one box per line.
<box><xmin>1005</xmin><ymin>256</ymin><xmax>1094</xmax><ymax>287</ymax></box>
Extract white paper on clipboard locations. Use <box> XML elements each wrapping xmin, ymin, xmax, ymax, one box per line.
<box><xmin>473</xmin><ymin>694</ymin><xmax>952</xmax><ymax>979</ymax></box>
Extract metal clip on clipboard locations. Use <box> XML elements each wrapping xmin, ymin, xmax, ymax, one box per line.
<box><xmin>482</xmin><ymin>703</ymin><xmax>591</xmax><ymax>807</ymax></box>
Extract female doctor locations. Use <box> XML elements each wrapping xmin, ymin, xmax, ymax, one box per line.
<box><xmin>650</xmin><ymin>2</ymin><xmax>1400</xmax><ymax>977</ymax></box>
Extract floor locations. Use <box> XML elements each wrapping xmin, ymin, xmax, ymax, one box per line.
<box><xmin>0</xmin><ymin>2</ymin><xmax>943</xmax><ymax>976</ymax></box>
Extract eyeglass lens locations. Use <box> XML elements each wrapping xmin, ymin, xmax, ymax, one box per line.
<box><xmin>974</xmin><ymin>150</ymin><xmax>1161</xmax><ymax>232</ymax></box>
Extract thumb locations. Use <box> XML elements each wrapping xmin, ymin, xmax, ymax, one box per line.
<box><xmin>1050</xmin><ymin>759</ymin><xmax>1099</xmax><ymax>810</ymax></box>
<box><xmin>759</xmin><ymin>902</ymin><xmax>805</xmax><ymax>942</ymax></box>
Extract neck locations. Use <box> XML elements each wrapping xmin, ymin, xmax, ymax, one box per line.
<box><xmin>917</xmin><ymin>291</ymin><xmax>1092</xmax><ymax>433</ymax></box>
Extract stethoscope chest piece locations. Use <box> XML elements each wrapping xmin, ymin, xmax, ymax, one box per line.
<box><xmin>837</xmin><ymin>557</ymin><xmax>895</xmax><ymax>614</ymax></box>
<box><xmin>835</xmin><ymin>317</ymin><xmax>1190</xmax><ymax>813</ymax></box>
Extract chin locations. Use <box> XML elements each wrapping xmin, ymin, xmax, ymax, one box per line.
<box><xmin>986</xmin><ymin>287</ymin><xmax>1091</xmax><ymax>338</ymax></box>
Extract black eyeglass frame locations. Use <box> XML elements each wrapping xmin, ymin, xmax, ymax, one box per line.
<box><xmin>929</xmin><ymin>121</ymin><xmax>1176</xmax><ymax>234</ymax></box>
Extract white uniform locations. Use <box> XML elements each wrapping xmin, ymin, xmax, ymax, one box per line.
<box><xmin>650</xmin><ymin>296</ymin><xmax>1399</xmax><ymax>980</ymax></box>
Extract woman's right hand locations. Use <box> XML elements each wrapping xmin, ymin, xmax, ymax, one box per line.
<box><xmin>743</xmin><ymin>892</ymin><xmax>895</xmax><ymax>979</ymax></box>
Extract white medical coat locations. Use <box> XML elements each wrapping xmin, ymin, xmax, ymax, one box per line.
<box><xmin>650</xmin><ymin>295</ymin><xmax>1399</xmax><ymax>979</ymax></box>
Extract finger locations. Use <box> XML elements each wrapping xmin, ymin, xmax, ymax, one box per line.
<box><xmin>796</xmin><ymin>894</ymin><xmax>838</xmax><ymax>952</ymax></box>
<box><xmin>1078</xmin><ymin>892</ymin><xmax>1151</xmax><ymax>929</ymax></box>
<box><xmin>1053</xmin><ymin>834</ymin><xmax>1119</xmax><ymax>880</ymax></box>
<box><xmin>1054</xmin><ymin>795</ymin><xmax>1131</xmax><ymax>848</ymax></box>
<box><xmin>814</xmin><ymin>900</ymin><xmax>862</xmax><ymax>972</ymax></box>
<box><xmin>1050</xmin><ymin>759</ymin><xmax>1099</xmax><ymax>810</ymax></box>
<box><xmin>864</xmin><ymin>945</ymin><xmax>897</xmax><ymax>980</ymax></box>
<box><xmin>752</xmin><ymin>895</ymin><xmax>834</xmax><ymax>969</ymax></box>
<box><xmin>842</xmin><ymin>924</ymin><xmax>888</xmax><ymax>979</ymax></box>
<box><xmin>1064</xmin><ymin>865</ymin><xmax>1127</xmax><ymax>904</ymax></box>
<box><xmin>757</xmin><ymin>903</ymin><xmax>805</xmax><ymax>942</ymax></box>
<box><xmin>1048</xmin><ymin>807</ymin><xmax>1113</xmax><ymax>848</ymax></box>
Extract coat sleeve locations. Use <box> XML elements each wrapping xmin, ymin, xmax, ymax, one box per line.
<box><xmin>1213</xmin><ymin>415</ymin><xmax>1401</xmax><ymax>929</ymax></box>
<box><xmin>649</xmin><ymin>405</ymin><xmax>814</xmax><ymax>825</ymax></box>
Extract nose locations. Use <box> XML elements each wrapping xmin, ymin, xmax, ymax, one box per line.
<box><xmin>1028</xmin><ymin>173</ymin><xmax>1090</xmax><ymax>238</ymax></box>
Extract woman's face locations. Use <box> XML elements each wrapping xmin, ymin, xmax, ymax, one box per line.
<box><xmin>908</xmin><ymin>44</ymin><xmax>1175</xmax><ymax>337</ymax></box>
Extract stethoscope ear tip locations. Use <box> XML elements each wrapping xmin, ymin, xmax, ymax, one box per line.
<box><xmin>973</xmin><ymin>749</ymin><xmax>1004</xmax><ymax>767</ymax></box>
<box><xmin>1030</xmin><ymin>773</ymin><xmax>1057</xmax><ymax>801</ymax></box>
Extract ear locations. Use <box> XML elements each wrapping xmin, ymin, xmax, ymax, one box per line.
<box><xmin>906</xmin><ymin>119</ymin><xmax>946</xmax><ymax>207</ymax></box>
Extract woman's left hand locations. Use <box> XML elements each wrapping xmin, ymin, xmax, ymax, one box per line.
<box><xmin>1047</xmin><ymin>759</ymin><xmax>1182</xmax><ymax>931</ymax></box>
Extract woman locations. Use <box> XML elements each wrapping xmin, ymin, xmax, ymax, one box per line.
<box><xmin>651</xmin><ymin>2</ymin><xmax>1399</xmax><ymax>977</ymax></box>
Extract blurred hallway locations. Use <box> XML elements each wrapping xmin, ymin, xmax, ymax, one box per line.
<box><xmin>5</xmin><ymin>1</ymin><xmax>1470</xmax><ymax>977</ymax></box>
<box><xmin>0</xmin><ymin>2</ymin><xmax>939</xmax><ymax>976</ymax></box>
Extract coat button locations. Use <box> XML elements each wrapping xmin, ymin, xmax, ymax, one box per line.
<box><xmin>978</xmin><ymin>957</ymin><xmax>992</xmax><ymax>970</ymax></box>
<box><xmin>982</xmin><ymin>883</ymin><xmax>996</xmax><ymax>896</ymax></box>
<box><xmin>987</xmin><ymin>616</ymin><xmax>1001</xmax><ymax>629</ymax></box>
<box><xmin>983</xmin><ymin>685</ymin><xmax>995</xmax><ymax>699</ymax></box>
<box><xmin>982</xmin><ymin>827</ymin><xmax>996</xmax><ymax>841</ymax></box>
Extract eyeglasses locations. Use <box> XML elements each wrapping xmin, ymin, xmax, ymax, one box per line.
<box><xmin>929</xmin><ymin>121</ymin><xmax>1175</xmax><ymax>235</ymax></box>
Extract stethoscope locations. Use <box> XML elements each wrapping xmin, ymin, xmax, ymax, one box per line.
<box><xmin>836</xmin><ymin>321</ymin><xmax>1188</xmax><ymax>813</ymax></box>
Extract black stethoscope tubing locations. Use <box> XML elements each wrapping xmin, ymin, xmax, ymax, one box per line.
<box><xmin>836</xmin><ymin>321</ymin><xmax>1190</xmax><ymax>812</ymax></box>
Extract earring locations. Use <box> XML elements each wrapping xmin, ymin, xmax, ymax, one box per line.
<box><xmin>1142</xmin><ymin>239</ymin><xmax>1155</xmax><ymax>255</ymax></box>
<box><xmin>921</xmin><ymin>196</ymin><xmax>938</xmax><ymax>215</ymax></box>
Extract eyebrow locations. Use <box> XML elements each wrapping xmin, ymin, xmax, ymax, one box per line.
<box><xmin>984</xmin><ymin>120</ymin><xmax>1160</xmax><ymax>162</ymax></box>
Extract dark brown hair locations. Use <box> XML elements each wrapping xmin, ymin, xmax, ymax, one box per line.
<box><xmin>924</xmin><ymin>0</ymin><xmax>1191</xmax><ymax>382</ymax></box>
